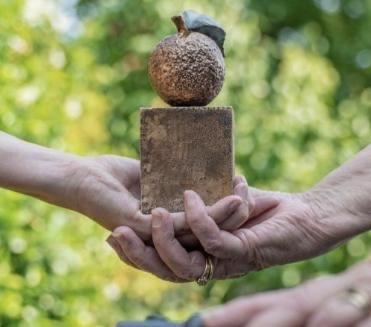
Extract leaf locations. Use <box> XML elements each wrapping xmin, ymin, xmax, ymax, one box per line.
<box><xmin>182</xmin><ymin>10</ymin><xmax>226</xmax><ymax>56</ymax></box>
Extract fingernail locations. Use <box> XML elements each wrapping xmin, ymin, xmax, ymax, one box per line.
<box><xmin>152</xmin><ymin>210</ymin><xmax>162</xmax><ymax>228</ymax></box>
<box><xmin>112</xmin><ymin>231</ymin><xmax>121</xmax><ymax>238</ymax></box>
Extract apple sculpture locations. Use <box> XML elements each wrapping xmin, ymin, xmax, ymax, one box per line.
<box><xmin>148</xmin><ymin>10</ymin><xmax>226</xmax><ymax>106</ymax></box>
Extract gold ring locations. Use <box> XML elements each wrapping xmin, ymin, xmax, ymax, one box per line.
<box><xmin>343</xmin><ymin>287</ymin><xmax>371</xmax><ymax>313</ymax></box>
<box><xmin>196</xmin><ymin>256</ymin><xmax>214</xmax><ymax>286</ymax></box>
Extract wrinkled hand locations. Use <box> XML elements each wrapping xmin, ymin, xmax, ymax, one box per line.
<box><xmin>202</xmin><ymin>260</ymin><xmax>371</xmax><ymax>327</ymax></box>
<box><xmin>108</xmin><ymin>172</ymin><xmax>366</xmax><ymax>281</ymax></box>
<box><xmin>106</xmin><ymin>177</ymin><xmax>278</xmax><ymax>281</ymax></box>
<box><xmin>162</xmin><ymin>178</ymin><xmax>362</xmax><ymax>274</ymax></box>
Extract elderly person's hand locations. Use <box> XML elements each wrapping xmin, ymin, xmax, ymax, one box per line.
<box><xmin>202</xmin><ymin>260</ymin><xmax>371</xmax><ymax>327</ymax></box>
<box><xmin>108</xmin><ymin>145</ymin><xmax>371</xmax><ymax>281</ymax></box>
<box><xmin>106</xmin><ymin>178</ymin><xmax>278</xmax><ymax>281</ymax></box>
<box><xmin>106</xmin><ymin>176</ymin><xmax>343</xmax><ymax>280</ymax></box>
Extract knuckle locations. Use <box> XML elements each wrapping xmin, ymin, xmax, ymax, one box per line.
<box><xmin>190</xmin><ymin>253</ymin><xmax>204</xmax><ymax>266</ymax></box>
<box><xmin>162</xmin><ymin>229</ymin><xmax>174</xmax><ymax>241</ymax></box>
<box><xmin>204</xmin><ymin>238</ymin><xmax>223</xmax><ymax>255</ymax></box>
<box><xmin>176</xmin><ymin>256</ymin><xmax>202</xmax><ymax>280</ymax></box>
<box><xmin>167</xmin><ymin>238</ymin><xmax>180</xmax><ymax>250</ymax></box>
<box><xmin>234</xmin><ymin>230</ymin><xmax>267</xmax><ymax>270</ymax></box>
<box><xmin>187</xmin><ymin>211</ymin><xmax>207</xmax><ymax>225</ymax></box>
<box><xmin>153</xmin><ymin>230</ymin><xmax>173</xmax><ymax>247</ymax></box>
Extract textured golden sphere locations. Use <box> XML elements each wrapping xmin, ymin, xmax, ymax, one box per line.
<box><xmin>148</xmin><ymin>31</ymin><xmax>225</xmax><ymax>107</ymax></box>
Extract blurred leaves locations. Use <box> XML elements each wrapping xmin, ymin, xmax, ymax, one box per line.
<box><xmin>1</xmin><ymin>0</ymin><xmax>371</xmax><ymax>325</ymax></box>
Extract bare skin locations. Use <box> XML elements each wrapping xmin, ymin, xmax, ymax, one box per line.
<box><xmin>107</xmin><ymin>180</ymin><xmax>278</xmax><ymax>281</ymax></box>
<box><xmin>0</xmin><ymin>132</ymin><xmax>249</xmax><ymax>242</ymax></box>
<box><xmin>109</xmin><ymin>145</ymin><xmax>371</xmax><ymax>280</ymax></box>
<box><xmin>202</xmin><ymin>260</ymin><xmax>371</xmax><ymax>327</ymax></box>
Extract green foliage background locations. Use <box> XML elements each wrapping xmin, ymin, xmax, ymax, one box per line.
<box><xmin>1</xmin><ymin>0</ymin><xmax>371</xmax><ymax>325</ymax></box>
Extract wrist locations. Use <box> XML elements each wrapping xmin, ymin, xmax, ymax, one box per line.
<box><xmin>15</xmin><ymin>150</ymin><xmax>84</xmax><ymax>211</ymax></box>
<box><xmin>303</xmin><ymin>182</ymin><xmax>370</xmax><ymax>243</ymax></box>
<box><xmin>0</xmin><ymin>132</ymin><xmax>83</xmax><ymax>209</ymax></box>
<box><xmin>39</xmin><ymin>154</ymin><xmax>86</xmax><ymax>210</ymax></box>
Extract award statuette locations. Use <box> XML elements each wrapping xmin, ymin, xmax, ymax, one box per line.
<box><xmin>140</xmin><ymin>11</ymin><xmax>234</xmax><ymax>213</ymax></box>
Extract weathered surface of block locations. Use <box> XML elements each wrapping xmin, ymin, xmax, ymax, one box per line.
<box><xmin>140</xmin><ymin>107</ymin><xmax>234</xmax><ymax>213</ymax></box>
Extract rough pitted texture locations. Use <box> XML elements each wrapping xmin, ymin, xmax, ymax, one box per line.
<box><xmin>140</xmin><ymin>107</ymin><xmax>234</xmax><ymax>213</ymax></box>
<box><xmin>148</xmin><ymin>32</ymin><xmax>225</xmax><ymax>106</ymax></box>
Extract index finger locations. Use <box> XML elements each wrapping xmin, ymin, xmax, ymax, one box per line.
<box><xmin>170</xmin><ymin>195</ymin><xmax>242</xmax><ymax>235</ymax></box>
<box><xmin>151</xmin><ymin>208</ymin><xmax>205</xmax><ymax>281</ymax></box>
<box><xmin>184</xmin><ymin>190</ymin><xmax>245</xmax><ymax>259</ymax></box>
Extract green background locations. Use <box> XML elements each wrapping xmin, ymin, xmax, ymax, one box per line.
<box><xmin>1</xmin><ymin>0</ymin><xmax>371</xmax><ymax>325</ymax></box>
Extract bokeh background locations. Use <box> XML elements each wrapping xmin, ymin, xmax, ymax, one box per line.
<box><xmin>1</xmin><ymin>0</ymin><xmax>371</xmax><ymax>325</ymax></box>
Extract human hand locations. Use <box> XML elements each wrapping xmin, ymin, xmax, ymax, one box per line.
<box><xmin>0</xmin><ymin>131</ymin><xmax>248</xmax><ymax>241</ymax></box>
<box><xmin>60</xmin><ymin>156</ymin><xmax>252</xmax><ymax>243</ymax></box>
<box><xmin>172</xmin><ymin>145</ymin><xmax>371</xmax><ymax>274</ymax></box>
<box><xmin>108</xmin><ymin>167</ymin><xmax>371</xmax><ymax>281</ymax></box>
<box><xmin>106</xmin><ymin>177</ymin><xmax>279</xmax><ymax>281</ymax></box>
<box><xmin>202</xmin><ymin>260</ymin><xmax>371</xmax><ymax>327</ymax></box>
<box><xmin>174</xmin><ymin>177</ymin><xmax>365</xmax><ymax>274</ymax></box>
<box><xmin>0</xmin><ymin>132</ymin><xmax>150</xmax><ymax>235</ymax></box>
<box><xmin>61</xmin><ymin>155</ymin><xmax>148</xmax><ymax>234</ymax></box>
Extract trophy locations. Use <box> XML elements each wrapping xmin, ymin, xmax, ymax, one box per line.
<box><xmin>140</xmin><ymin>11</ymin><xmax>233</xmax><ymax>213</ymax></box>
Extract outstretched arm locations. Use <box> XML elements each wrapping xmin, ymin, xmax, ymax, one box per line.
<box><xmin>0</xmin><ymin>131</ymin><xmax>145</xmax><ymax>232</ymax></box>
<box><xmin>0</xmin><ymin>132</ymin><xmax>249</xmax><ymax>243</ymax></box>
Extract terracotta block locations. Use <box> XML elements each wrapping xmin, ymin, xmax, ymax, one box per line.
<box><xmin>140</xmin><ymin>107</ymin><xmax>234</xmax><ymax>214</ymax></box>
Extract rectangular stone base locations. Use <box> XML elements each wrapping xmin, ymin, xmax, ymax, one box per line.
<box><xmin>140</xmin><ymin>106</ymin><xmax>234</xmax><ymax>214</ymax></box>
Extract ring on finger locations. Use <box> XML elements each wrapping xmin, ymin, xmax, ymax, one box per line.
<box><xmin>196</xmin><ymin>255</ymin><xmax>215</xmax><ymax>286</ymax></box>
<box><xmin>341</xmin><ymin>287</ymin><xmax>371</xmax><ymax>313</ymax></box>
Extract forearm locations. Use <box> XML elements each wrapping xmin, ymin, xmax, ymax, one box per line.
<box><xmin>0</xmin><ymin>132</ymin><xmax>145</xmax><ymax>232</ymax></box>
<box><xmin>0</xmin><ymin>131</ymin><xmax>80</xmax><ymax>208</ymax></box>
<box><xmin>307</xmin><ymin>144</ymin><xmax>371</xmax><ymax>238</ymax></box>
